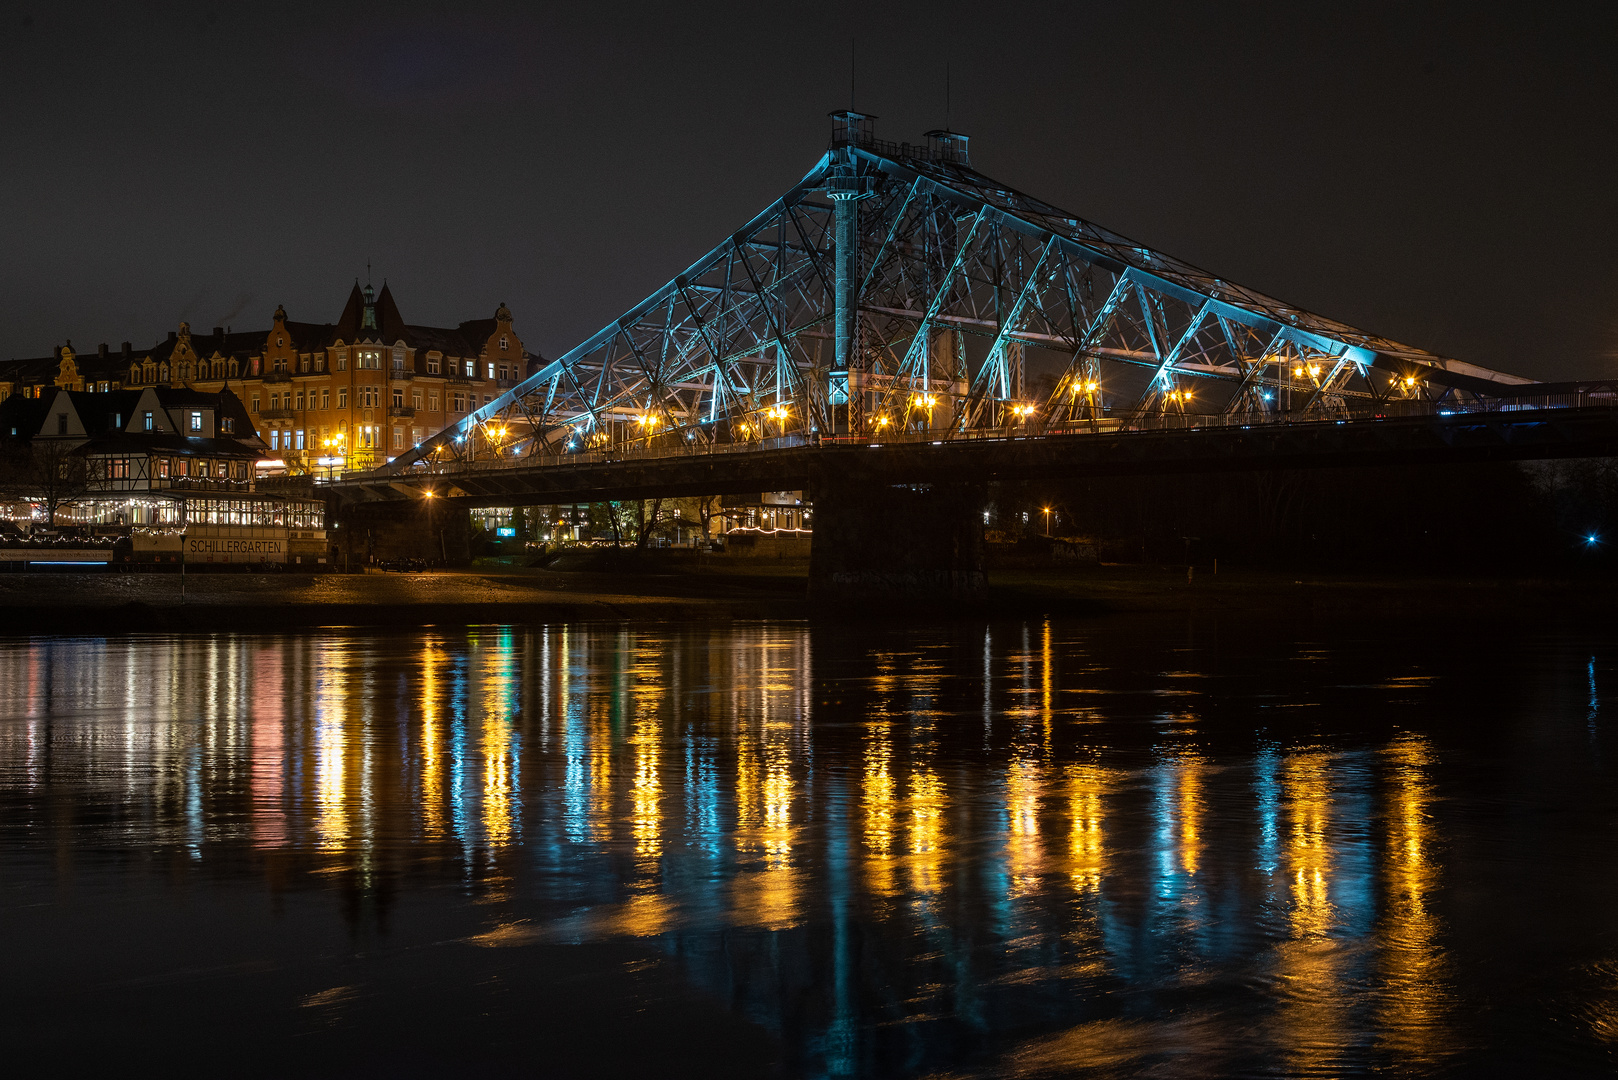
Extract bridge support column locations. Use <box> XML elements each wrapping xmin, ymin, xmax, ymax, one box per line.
<box><xmin>808</xmin><ymin>467</ymin><xmax>987</xmax><ymax>606</ymax></box>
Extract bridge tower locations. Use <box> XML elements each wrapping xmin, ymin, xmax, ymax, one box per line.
<box><xmin>826</xmin><ymin>111</ymin><xmax>878</xmax><ymax>435</ymax></box>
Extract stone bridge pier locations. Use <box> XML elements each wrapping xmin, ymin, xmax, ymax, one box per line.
<box><xmin>807</xmin><ymin>463</ymin><xmax>987</xmax><ymax>606</ymax></box>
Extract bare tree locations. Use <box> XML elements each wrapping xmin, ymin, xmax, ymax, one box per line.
<box><xmin>0</xmin><ymin>440</ymin><xmax>89</xmax><ymax>529</ymax></box>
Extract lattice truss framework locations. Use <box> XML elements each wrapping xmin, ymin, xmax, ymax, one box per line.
<box><xmin>382</xmin><ymin>132</ymin><xmax>1529</xmax><ymax>476</ymax></box>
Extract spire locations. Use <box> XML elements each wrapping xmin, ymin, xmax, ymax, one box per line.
<box><xmin>361</xmin><ymin>281</ymin><xmax>378</xmax><ymax>333</ymax></box>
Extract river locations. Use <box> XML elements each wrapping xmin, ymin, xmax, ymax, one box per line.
<box><xmin>2</xmin><ymin>619</ymin><xmax>1615</xmax><ymax>1077</ymax></box>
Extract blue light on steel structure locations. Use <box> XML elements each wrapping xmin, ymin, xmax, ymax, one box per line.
<box><xmin>376</xmin><ymin>113</ymin><xmax>1541</xmax><ymax>478</ymax></box>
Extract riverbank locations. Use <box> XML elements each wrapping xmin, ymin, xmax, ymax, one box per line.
<box><xmin>0</xmin><ymin>567</ymin><xmax>806</xmax><ymax>633</ymax></box>
<box><xmin>3</xmin><ymin>562</ymin><xmax>1617</xmax><ymax>633</ymax></box>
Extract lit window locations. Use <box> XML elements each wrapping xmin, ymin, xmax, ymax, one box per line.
<box><xmin>189</xmin><ymin>411</ymin><xmax>202</xmax><ymax>432</ymax></box>
<box><xmin>338</xmin><ymin>387</ymin><xmax>348</xmax><ymax>409</ymax></box>
<box><xmin>393</xmin><ymin>426</ymin><xmax>404</xmax><ymax>449</ymax></box>
<box><xmin>487</xmin><ymin>363</ymin><xmax>495</xmax><ymax>380</ymax></box>
<box><xmin>143</xmin><ymin>410</ymin><xmax>154</xmax><ymax>432</ymax></box>
<box><xmin>270</xmin><ymin>430</ymin><xmax>279</xmax><ymax>451</ymax></box>
<box><xmin>295</xmin><ymin>430</ymin><xmax>304</xmax><ymax>450</ymax></box>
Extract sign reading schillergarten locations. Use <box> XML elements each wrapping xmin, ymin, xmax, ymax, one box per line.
<box><xmin>185</xmin><ymin>526</ymin><xmax>289</xmax><ymax>564</ymax></box>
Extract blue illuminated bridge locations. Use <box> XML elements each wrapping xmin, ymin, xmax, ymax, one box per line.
<box><xmin>331</xmin><ymin>112</ymin><xmax>1618</xmax><ymax>598</ymax></box>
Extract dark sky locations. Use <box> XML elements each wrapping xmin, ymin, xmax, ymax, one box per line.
<box><xmin>3</xmin><ymin>1</ymin><xmax>1614</xmax><ymax>380</ymax></box>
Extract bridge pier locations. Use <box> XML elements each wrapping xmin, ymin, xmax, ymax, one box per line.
<box><xmin>330</xmin><ymin>497</ymin><xmax>473</xmax><ymax>567</ymax></box>
<box><xmin>807</xmin><ymin>467</ymin><xmax>987</xmax><ymax>606</ymax></box>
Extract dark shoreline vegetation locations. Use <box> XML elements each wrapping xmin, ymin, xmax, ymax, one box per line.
<box><xmin>6</xmin><ymin>558</ymin><xmax>1618</xmax><ymax>634</ymax></box>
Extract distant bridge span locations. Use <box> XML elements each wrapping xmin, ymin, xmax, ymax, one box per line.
<box><xmin>328</xmin><ymin>114</ymin><xmax>1618</xmax><ymax>598</ymax></box>
<box><xmin>335</xmin><ymin>407</ymin><xmax>1618</xmax><ymax>508</ymax></box>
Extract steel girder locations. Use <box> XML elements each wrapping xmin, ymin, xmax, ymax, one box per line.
<box><xmin>373</xmin><ymin>129</ymin><xmax>1536</xmax><ymax>480</ymax></box>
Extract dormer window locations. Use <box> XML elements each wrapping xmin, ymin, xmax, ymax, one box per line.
<box><xmin>189</xmin><ymin>410</ymin><xmax>202</xmax><ymax>433</ymax></box>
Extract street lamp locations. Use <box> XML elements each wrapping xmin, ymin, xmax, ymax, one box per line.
<box><xmin>1042</xmin><ymin>506</ymin><xmax>1052</xmax><ymax>536</ymax></box>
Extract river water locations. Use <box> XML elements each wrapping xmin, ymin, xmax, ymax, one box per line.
<box><xmin>2</xmin><ymin>620</ymin><xmax>1616</xmax><ymax>1077</ymax></box>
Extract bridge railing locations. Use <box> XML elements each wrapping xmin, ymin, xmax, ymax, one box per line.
<box><xmin>344</xmin><ymin>394</ymin><xmax>1618</xmax><ymax>484</ymax></box>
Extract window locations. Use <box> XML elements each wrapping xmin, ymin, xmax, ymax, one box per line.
<box><xmin>157</xmin><ymin>459</ymin><xmax>169</xmax><ymax>479</ymax></box>
<box><xmin>483</xmin><ymin>395</ymin><xmax>492</xmax><ymax>407</ymax></box>
<box><xmin>273</xmin><ymin>356</ymin><xmax>287</xmax><ymax>373</ymax></box>
<box><xmin>277</xmin><ymin>336</ymin><xmax>284</xmax><ymax>347</ymax></box>
<box><xmin>392</xmin><ymin>345</ymin><xmax>405</xmax><ymax>370</ymax></box>
<box><xmin>295</xmin><ymin>430</ymin><xmax>305</xmax><ymax>450</ymax></box>
<box><xmin>300</xmin><ymin>357</ymin><xmax>310</xmax><ymax>373</ymax></box>
<box><xmin>143</xmin><ymin>410</ymin><xmax>154</xmax><ymax>432</ymax></box>
<box><xmin>175</xmin><ymin>458</ymin><xmax>189</xmax><ymax>477</ymax></box>
<box><xmin>487</xmin><ymin>363</ymin><xmax>495</xmax><ymax>380</ymax></box>
<box><xmin>392</xmin><ymin>387</ymin><xmax>404</xmax><ymax>408</ymax></box>
<box><xmin>321</xmin><ymin>388</ymin><xmax>329</xmax><ymax>409</ymax></box>
<box><xmin>295</xmin><ymin>391</ymin><xmax>304</xmax><ymax>410</ymax></box>
<box><xmin>411</xmin><ymin>390</ymin><xmax>421</xmax><ymax>409</ymax></box>
<box><xmin>498</xmin><ymin>365</ymin><xmax>508</xmax><ymax>381</ymax></box>
<box><xmin>250</xmin><ymin>358</ymin><xmax>260</xmax><ymax>376</ymax></box>
<box><xmin>337</xmin><ymin>350</ymin><xmax>348</xmax><ymax>371</ymax></box>
<box><xmin>464</xmin><ymin>360</ymin><xmax>475</xmax><ymax>378</ymax></box>
<box><xmin>250</xmin><ymin>394</ymin><xmax>259</xmax><ymax>412</ymax></box>
<box><xmin>413</xmin><ymin>427</ymin><xmax>423</xmax><ymax>446</ymax></box>
<box><xmin>500</xmin><ymin>335</ymin><xmax>508</xmax><ymax>351</ymax></box>
<box><xmin>109</xmin><ymin>458</ymin><xmax>129</xmax><ymax>479</ymax></box>
<box><xmin>270</xmin><ymin>430</ymin><xmax>280</xmax><ymax>451</ymax></box>
<box><xmin>197</xmin><ymin>460</ymin><xmax>211</xmax><ymax>478</ymax></box>
<box><xmin>190</xmin><ymin>411</ymin><xmax>202</xmax><ymax>432</ymax></box>
<box><xmin>338</xmin><ymin>387</ymin><xmax>348</xmax><ymax>409</ymax></box>
<box><xmin>222</xmin><ymin>418</ymin><xmax>233</xmax><ymax>434</ymax></box>
<box><xmin>393</xmin><ymin>427</ymin><xmax>404</xmax><ymax>449</ymax></box>
<box><xmin>315</xmin><ymin>354</ymin><xmax>325</xmax><ymax>372</ymax></box>
<box><xmin>453</xmin><ymin>391</ymin><xmax>465</xmax><ymax>411</ymax></box>
<box><xmin>428</xmin><ymin>391</ymin><xmax>439</xmax><ymax>411</ymax></box>
<box><xmin>365</xmin><ymin>350</ymin><xmax>381</xmax><ymax>370</ymax></box>
<box><xmin>56</xmin><ymin>413</ymin><xmax>67</xmax><ymax>435</ymax></box>
<box><xmin>160</xmin><ymin>363</ymin><xmax>169</xmax><ymax>381</ymax></box>
<box><xmin>427</xmin><ymin>356</ymin><xmax>440</xmax><ymax>375</ymax></box>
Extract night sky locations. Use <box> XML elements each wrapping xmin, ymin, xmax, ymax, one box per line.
<box><xmin>3</xmin><ymin>2</ymin><xmax>1614</xmax><ymax>380</ymax></box>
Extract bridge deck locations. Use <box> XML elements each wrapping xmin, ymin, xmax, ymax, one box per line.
<box><xmin>331</xmin><ymin>406</ymin><xmax>1618</xmax><ymax>506</ymax></box>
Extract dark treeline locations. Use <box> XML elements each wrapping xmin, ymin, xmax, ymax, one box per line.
<box><xmin>995</xmin><ymin>459</ymin><xmax>1618</xmax><ymax>572</ymax></box>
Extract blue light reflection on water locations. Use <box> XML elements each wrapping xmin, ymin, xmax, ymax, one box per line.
<box><xmin>2</xmin><ymin>623</ymin><xmax>1618</xmax><ymax>1077</ymax></box>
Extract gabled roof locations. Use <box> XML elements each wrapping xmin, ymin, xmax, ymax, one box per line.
<box><xmin>75</xmin><ymin>431</ymin><xmax>265</xmax><ymax>459</ymax></box>
<box><xmin>0</xmin><ymin>395</ymin><xmax>51</xmax><ymax>440</ymax></box>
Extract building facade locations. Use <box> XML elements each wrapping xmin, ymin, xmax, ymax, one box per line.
<box><xmin>0</xmin><ymin>385</ymin><xmax>327</xmax><ymax>564</ymax></box>
<box><xmin>0</xmin><ymin>282</ymin><xmax>538</xmax><ymax>474</ymax></box>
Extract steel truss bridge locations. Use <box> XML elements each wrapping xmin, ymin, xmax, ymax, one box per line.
<box><xmin>339</xmin><ymin>111</ymin><xmax>1618</xmax><ymax>508</ymax></box>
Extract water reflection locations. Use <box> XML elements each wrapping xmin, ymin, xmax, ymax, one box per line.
<box><xmin>0</xmin><ymin>624</ymin><xmax>1614</xmax><ymax>1077</ymax></box>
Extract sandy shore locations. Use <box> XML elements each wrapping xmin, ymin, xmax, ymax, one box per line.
<box><xmin>4</xmin><ymin>562</ymin><xmax>1616</xmax><ymax>634</ymax></box>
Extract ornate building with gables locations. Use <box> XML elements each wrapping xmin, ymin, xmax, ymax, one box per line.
<box><xmin>0</xmin><ymin>283</ymin><xmax>539</xmax><ymax>473</ymax></box>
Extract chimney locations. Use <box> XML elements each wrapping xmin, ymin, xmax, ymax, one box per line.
<box><xmin>98</xmin><ymin>343</ymin><xmax>108</xmax><ymax>358</ymax></box>
<box><xmin>213</xmin><ymin>327</ymin><xmax>224</xmax><ymax>338</ymax></box>
<box><xmin>168</xmin><ymin>331</ymin><xmax>177</xmax><ymax>343</ymax></box>
<box><xmin>121</xmin><ymin>342</ymin><xmax>132</xmax><ymax>357</ymax></box>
